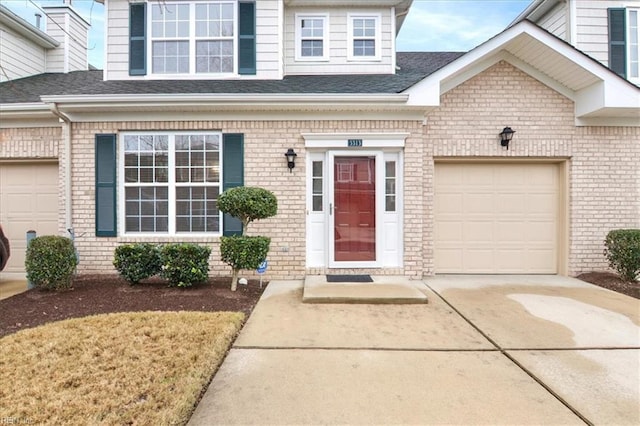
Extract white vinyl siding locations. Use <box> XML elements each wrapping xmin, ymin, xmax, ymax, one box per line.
<box><xmin>285</xmin><ymin>7</ymin><xmax>394</xmax><ymax>75</ymax></box>
<box><xmin>573</xmin><ymin>0</ymin><xmax>630</xmax><ymax>66</ymax></box>
<box><xmin>537</xmin><ymin>1</ymin><xmax>567</xmax><ymax>39</ymax></box>
<box><xmin>104</xmin><ymin>0</ymin><xmax>281</xmax><ymax>80</ymax></box>
<box><xmin>43</xmin><ymin>7</ymin><xmax>89</xmax><ymax>73</ymax></box>
<box><xmin>0</xmin><ymin>24</ymin><xmax>47</xmax><ymax>82</ymax></box>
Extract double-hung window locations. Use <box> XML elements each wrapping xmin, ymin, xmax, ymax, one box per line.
<box><xmin>628</xmin><ymin>9</ymin><xmax>639</xmax><ymax>81</ymax></box>
<box><xmin>121</xmin><ymin>132</ymin><xmax>222</xmax><ymax>235</ymax></box>
<box><xmin>295</xmin><ymin>14</ymin><xmax>329</xmax><ymax>61</ymax></box>
<box><xmin>608</xmin><ymin>7</ymin><xmax>639</xmax><ymax>82</ymax></box>
<box><xmin>348</xmin><ymin>14</ymin><xmax>380</xmax><ymax>60</ymax></box>
<box><xmin>150</xmin><ymin>2</ymin><xmax>235</xmax><ymax>74</ymax></box>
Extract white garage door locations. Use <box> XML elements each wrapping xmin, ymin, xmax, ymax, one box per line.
<box><xmin>0</xmin><ymin>162</ymin><xmax>59</xmax><ymax>275</ymax></box>
<box><xmin>434</xmin><ymin>162</ymin><xmax>561</xmax><ymax>274</ymax></box>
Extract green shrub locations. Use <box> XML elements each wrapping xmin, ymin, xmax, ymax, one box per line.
<box><xmin>25</xmin><ymin>235</ymin><xmax>78</xmax><ymax>290</ymax></box>
<box><xmin>159</xmin><ymin>243</ymin><xmax>211</xmax><ymax>287</ymax></box>
<box><xmin>218</xmin><ymin>186</ymin><xmax>277</xmax><ymax>232</ymax></box>
<box><xmin>113</xmin><ymin>243</ymin><xmax>162</xmax><ymax>285</ymax></box>
<box><xmin>604</xmin><ymin>229</ymin><xmax>640</xmax><ymax>282</ymax></box>
<box><xmin>220</xmin><ymin>236</ymin><xmax>270</xmax><ymax>291</ymax></box>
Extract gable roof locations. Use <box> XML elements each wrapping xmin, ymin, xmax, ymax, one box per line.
<box><xmin>0</xmin><ymin>52</ymin><xmax>463</xmax><ymax>105</ymax></box>
<box><xmin>405</xmin><ymin>20</ymin><xmax>640</xmax><ymax>126</ymax></box>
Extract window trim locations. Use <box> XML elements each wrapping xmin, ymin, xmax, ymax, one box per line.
<box><xmin>347</xmin><ymin>13</ymin><xmax>381</xmax><ymax>61</ymax></box>
<box><xmin>147</xmin><ymin>1</ymin><xmax>238</xmax><ymax>77</ymax></box>
<box><xmin>627</xmin><ymin>8</ymin><xmax>639</xmax><ymax>82</ymax></box>
<box><xmin>118</xmin><ymin>131</ymin><xmax>224</xmax><ymax>237</ymax></box>
<box><xmin>295</xmin><ymin>13</ymin><xmax>330</xmax><ymax>62</ymax></box>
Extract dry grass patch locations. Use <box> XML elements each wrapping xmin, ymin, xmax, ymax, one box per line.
<box><xmin>0</xmin><ymin>311</ymin><xmax>244</xmax><ymax>425</ymax></box>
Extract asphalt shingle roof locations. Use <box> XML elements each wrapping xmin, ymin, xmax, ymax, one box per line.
<box><xmin>0</xmin><ymin>52</ymin><xmax>464</xmax><ymax>104</ymax></box>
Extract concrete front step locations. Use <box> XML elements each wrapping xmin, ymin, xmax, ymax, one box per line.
<box><xmin>302</xmin><ymin>275</ymin><xmax>429</xmax><ymax>304</ymax></box>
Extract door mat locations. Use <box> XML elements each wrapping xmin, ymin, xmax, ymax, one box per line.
<box><xmin>326</xmin><ymin>275</ymin><xmax>373</xmax><ymax>283</ymax></box>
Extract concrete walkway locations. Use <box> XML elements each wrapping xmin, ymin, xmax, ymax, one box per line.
<box><xmin>189</xmin><ymin>275</ymin><xmax>640</xmax><ymax>425</ymax></box>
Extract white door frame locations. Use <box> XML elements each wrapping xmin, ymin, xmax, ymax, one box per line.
<box><xmin>305</xmin><ymin>149</ymin><xmax>404</xmax><ymax>270</ymax></box>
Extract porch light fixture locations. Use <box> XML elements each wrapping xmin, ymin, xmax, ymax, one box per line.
<box><xmin>499</xmin><ymin>127</ymin><xmax>516</xmax><ymax>150</ymax></box>
<box><xmin>285</xmin><ymin>148</ymin><xmax>297</xmax><ymax>172</ymax></box>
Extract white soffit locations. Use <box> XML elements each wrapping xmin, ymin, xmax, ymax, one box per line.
<box><xmin>405</xmin><ymin>21</ymin><xmax>640</xmax><ymax>124</ymax></box>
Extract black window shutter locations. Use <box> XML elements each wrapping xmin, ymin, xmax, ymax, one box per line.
<box><xmin>129</xmin><ymin>3</ymin><xmax>147</xmax><ymax>76</ymax></box>
<box><xmin>608</xmin><ymin>8</ymin><xmax>627</xmax><ymax>78</ymax></box>
<box><xmin>238</xmin><ymin>2</ymin><xmax>256</xmax><ymax>75</ymax></box>
<box><xmin>95</xmin><ymin>134</ymin><xmax>117</xmax><ymax>237</ymax></box>
<box><xmin>222</xmin><ymin>133</ymin><xmax>245</xmax><ymax>235</ymax></box>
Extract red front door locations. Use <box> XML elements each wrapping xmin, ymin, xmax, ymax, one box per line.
<box><xmin>334</xmin><ymin>156</ymin><xmax>376</xmax><ymax>262</ymax></box>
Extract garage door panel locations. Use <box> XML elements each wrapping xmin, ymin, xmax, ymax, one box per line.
<box><xmin>435</xmin><ymin>162</ymin><xmax>560</xmax><ymax>274</ymax></box>
<box><xmin>435</xmin><ymin>193</ymin><xmax>463</xmax><ymax>214</ymax></box>
<box><xmin>0</xmin><ymin>163</ymin><xmax>59</xmax><ymax>275</ymax></box>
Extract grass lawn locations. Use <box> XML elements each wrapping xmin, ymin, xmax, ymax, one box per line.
<box><xmin>0</xmin><ymin>311</ymin><xmax>244</xmax><ymax>425</ymax></box>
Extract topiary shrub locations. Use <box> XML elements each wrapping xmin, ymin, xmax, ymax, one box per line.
<box><xmin>218</xmin><ymin>186</ymin><xmax>277</xmax><ymax>232</ymax></box>
<box><xmin>218</xmin><ymin>186</ymin><xmax>277</xmax><ymax>291</ymax></box>
<box><xmin>25</xmin><ymin>235</ymin><xmax>78</xmax><ymax>290</ymax></box>
<box><xmin>604</xmin><ymin>229</ymin><xmax>640</xmax><ymax>282</ymax></box>
<box><xmin>113</xmin><ymin>243</ymin><xmax>162</xmax><ymax>285</ymax></box>
<box><xmin>220</xmin><ymin>236</ymin><xmax>270</xmax><ymax>289</ymax></box>
<box><xmin>159</xmin><ymin>243</ymin><xmax>211</xmax><ymax>287</ymax></box>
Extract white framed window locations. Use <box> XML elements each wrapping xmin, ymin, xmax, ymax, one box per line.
<box><xmin>295</xmin><ymin>13</ymin><xmax>329</xmax><ymax>61</ymax></box>
<box><xmin>628</xmin><ymin>9</ymin><xmax>639</xmax><ymax>81</ymax></box>
<box><xmin>348</xmin><ymin>14</ymin><xmax>381</xmax><ymax>61</ymax></box>
<box><xmin>120</xmin><ymin>132</ymin><xmax>222</xmax><ymax>235</ymax></box>
<box><xmin>150</xmin><ymin>1</ymin><xmax>236</xmax><ymax>75</ymax></box>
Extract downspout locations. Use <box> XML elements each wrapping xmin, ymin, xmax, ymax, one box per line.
<box><xmin>49</xmin><ymin>102</ymin><xmax>73</xmax><ymax>238</ymax></box>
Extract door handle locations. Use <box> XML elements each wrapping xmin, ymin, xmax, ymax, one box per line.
<box><xmin>329</xmin><ymin>203</ymin><xmax>333</xmax><ymax>215</ymax></box>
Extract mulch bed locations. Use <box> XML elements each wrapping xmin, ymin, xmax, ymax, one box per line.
<box><xmin>0</xmin><ymin>275</ymin><xmax>266</xmax><ymax>338</ymax></box>
<box><xmin>1</xmin><ymin>271</ymin><xmax>637</xmax><ymax>338</ymax></box>
<box><xmin>576</xmin><ymin>271</ymin><xmax>639</xmax><ymax>299</ymax></box>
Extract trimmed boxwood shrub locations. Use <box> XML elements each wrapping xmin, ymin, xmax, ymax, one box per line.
<box><xmin>159</xmin><ymin>243</ymin><xmax>211</xmax><ymax>287</ymax></box>
<box><xmin>218</xmin><ymin>186</ymin><xmax>277</xmax><ymax>231</ymax></box>
<box><xmin>25</xmin><ymin>235</ymin><xmax>78</xmax><ymax>290</ymax></box>
<box><xmin>604</xmin><ymin>229</ymin><xmax>640</xmax><ymax>282</ymax></box>
<box><xmin>220</xmin><ymin>236</ymin><xmax>270</xmax><ymax>290</ymax></box>
<box><xmin>113</xmin><ymin>243</ymin><xmax>162</xmax><ymax>285</ymax></box>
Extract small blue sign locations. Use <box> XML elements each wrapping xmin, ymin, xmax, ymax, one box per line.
<box><xmin>257</xmin><ymin>260</ymin><xmax>268</xmax><ymax>274</ymax></box>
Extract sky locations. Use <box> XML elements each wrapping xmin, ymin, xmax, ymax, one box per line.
<box><xmin>3</xmin><ymin>0</ymin><xmax>532</xmax><ymax>69</ymax></box>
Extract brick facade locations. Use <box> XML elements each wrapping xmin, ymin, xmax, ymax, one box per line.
<box><xmin>1</xmin><ymin>61</ymin><xmax>638</xmax><ymax>279</ymax></box>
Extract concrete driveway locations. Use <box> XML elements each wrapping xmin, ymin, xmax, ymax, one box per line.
<box><xmin>189</xmin><ymin>275</ymin><xmax>640</xmax><ymax>425</ymax></box>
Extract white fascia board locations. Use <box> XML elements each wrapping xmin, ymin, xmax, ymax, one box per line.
<box><xmin>0</xmin><ymin>103</ymin><xmax>59</xmax><ymax>126</ymax></box>
<box><xmin>0</xmin><ymin>6</ymin><xmax>59</xmax><ymax>48</ymax></box>
<box><xmin>575</xmin><ymin>80</ymin><xmax>640</xmax><ymax>118</ymax></box>
<box><xmin>40</xmin><ymin>93</ymin><xmax>409</xmax><ymax>106</ymax></box>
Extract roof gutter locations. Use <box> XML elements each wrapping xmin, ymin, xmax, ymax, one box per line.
<box><xmin>49</xmin><ymin>102</ymin><xmax>73</xmax><ymax>239</ymax></box>
<box><xmin>40</xmin><ymin>92</ymin><xmax>410</xmax><ymax>105</ymax></box>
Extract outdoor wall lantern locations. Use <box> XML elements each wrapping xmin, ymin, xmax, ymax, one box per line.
<box><xmin>499</xmin><ymin>127</ymin><xmax>516</xmax><ymax>150</ymax></box>
<box><xmin>285</xmin><ymin>148</ymin><xmax>297</xmax><ymax>172</ymax></box>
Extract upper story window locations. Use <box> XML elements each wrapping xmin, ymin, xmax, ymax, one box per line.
<box><xmin>129</xmin><ymin>1</ymin><xmax>256</xmax><ymax>77</ymax></box>
<box><xmin>295</xmin><ymin>14</ymin><xmax>329</xmax><ymax>61</ymax></box>
<box><xmin>608</xmin><ymin>7</ymin><xmax>639</xmax><ymax>83</ymax></box>
<box><xmin>348</xmin><ymin>14</ymin><xmax>381</xmax><ymax>60</ymax></box>
<box><xmin>628</xmin><ymin>9</ymin><xmax>639</xmax><ymax>81</ymax></box>
<box><xmin>150</xmin><ymin>2</ymin><xmax>234</xmax><ymax>74</ymax></box>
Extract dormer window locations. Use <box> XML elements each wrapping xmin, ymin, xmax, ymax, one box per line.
<box><xmin>295</xmin><ymin>14</ymin><xmax>329</xmax><ymax>61</ymax></box>
<box><xmin>129</xmin><ymin>1</ymin><xmax>256</xmax><ymax>77</ymax></box>
<box><xmin>348</xmin><ymin>14</ymin><xmax>381</xmax><ymax>60</ymax></box>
